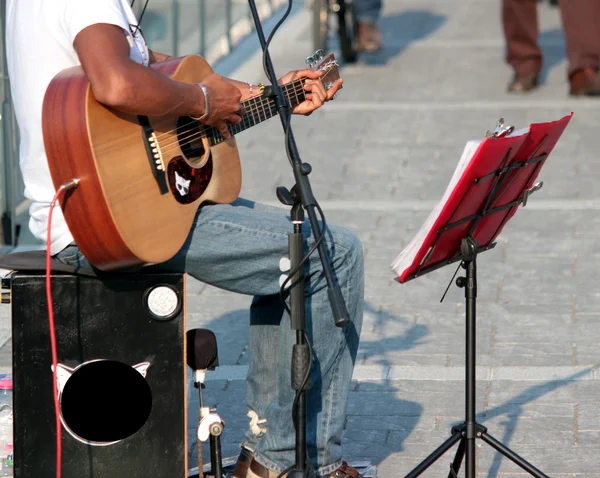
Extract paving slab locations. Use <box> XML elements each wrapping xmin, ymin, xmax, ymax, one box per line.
<box><xmin>3</xmin><ymin>0</ymin><xmax>600</xmax><ymax>476</ymax></box>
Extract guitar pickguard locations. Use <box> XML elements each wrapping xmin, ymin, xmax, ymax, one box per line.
<box><xmin>167</xmin><ymin>155</ymin><xmax>213</xmax><ymax>204</ymax></box>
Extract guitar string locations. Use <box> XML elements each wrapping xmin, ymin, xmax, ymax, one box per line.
<box><xmin>152</xmin><ymin>78</ymin><xmax>305</xmax><ymax>143</ymax></box>
<box><xmin>161</xmin><ymin>82</ymin><xmax>307</xmax><ymax>152</ymax></box>
<box><xmin>152</xmin><ymin>66</ymin><xmax>338</xmax><ymax>153</ymax></box>
<box><xmin>156</xmin><ymin>82</ymin><xmax>306</xmax><ymax>155</ymax></box>
<box><xmin>153</xmin><ymin>80</ymin><xmax>305</xmax><ymax>153</ymax></box>
<box><xmin>156</xmin><ymin>82</ymin><xmax>308</xmax><ymax>155</ymax></box>
<box><xmin>156</xmin><ymin>80</ymin><xmax>301</xmax><ymax>139</ymax></box>
<box><xmin>153</xmin><ymin>66</ymin><xmax>337</xmax><ymax>151</ymax></box>
<box><xmin>162</xmin><ymin>83</ymin><xmax>299</xmax><ymax>146</ymax></box>
<box><xmin>151</xmin><ymin>67</ymin><xmax>339</xmax><ymax>165</ymax></box>
<box><xmin>151</xmin><ymin>82</ymin><xmax>305</xmax><ymax>158</ymax></box>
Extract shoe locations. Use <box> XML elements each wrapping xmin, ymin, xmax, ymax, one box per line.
<box><xmin>569</xmin><ymin>68</ymin><xmax>600</xmax><ymax>96</ymax></box>
<box><xmin>330</xmin><ymin>462</ymin><xmax>361</xmax><ymax>478</ymax></box>
<box><xmin>233</xmin><ymin>447</ymin><xmax>254</xmax><ymax>478</ymax></box>
<box><xmin>247</xmin><ymin>458</ymin><xmax>361</xmax><ymax>478</ymax></box>
<box><xmin>357</xmin><ymin>22</ymin><xmax>382</xmax><ymax>52</ymax></box>
<box><xmin>507</xmin><ymin>72</ymin><xmax>539</xmax><ymax>93</ymax></box>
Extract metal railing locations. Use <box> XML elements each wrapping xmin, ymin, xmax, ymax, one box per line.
<box><xmin>141</xmin><ymin>0</ymin><xmax>287</xmax><ymax>63</ymax></box>
<box><xmin>0</xmin><ymin>0</ymin><xmax>22</xmax><ymax>247</ymax></box>
<box><xmin>0</xmin><ymin>0</ymin><xmax>286</xmax><ymax>247</ymax></box>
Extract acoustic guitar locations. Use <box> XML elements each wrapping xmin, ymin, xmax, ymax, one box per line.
<box><xmin>42</xmin><ymin>52</ymin><xmax>340</xmax><ymax>271</ymax></box>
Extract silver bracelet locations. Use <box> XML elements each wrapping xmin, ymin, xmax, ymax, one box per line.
<box><xmin>190</xmin><ymin>83</ymin><xmax>209</xmax><ymax>121</ymax></box>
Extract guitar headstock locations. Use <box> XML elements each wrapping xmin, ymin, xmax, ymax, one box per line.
<box><xmin>306</xmin><ymin>49</ymin><xmax>340</xmax><ymax>92</ymax></box>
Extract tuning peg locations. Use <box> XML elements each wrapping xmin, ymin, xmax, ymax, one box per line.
<box><xmin>316</xmin><ymin>49</ymin><xmax>324</xmax><ymax>59</ymax></box>
<box><xmin>305</xmin><ymin>54</ymin><xmax>316</xmax><ymax>67</ymax></box>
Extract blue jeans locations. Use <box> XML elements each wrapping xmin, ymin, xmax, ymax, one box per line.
<box><xmin>353</xmin><ymin>0</ymin><xmax>382</xmax><ymax>24</ymax></box>
<box><xmin>55</xmin><ymin>198</ymin><xmax>364</xmax><ymax>476</ymax></box>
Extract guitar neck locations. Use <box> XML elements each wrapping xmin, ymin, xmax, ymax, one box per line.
<box><xmin>203</xmin><ymin>79</ymin><xmax>306</xmax><ymax>144</ymax></box>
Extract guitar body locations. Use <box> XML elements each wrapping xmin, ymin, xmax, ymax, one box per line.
<box><xmin>42</xmin><ymin>55</ymin><xmax>242</xmax><ymax>271</ymax></box>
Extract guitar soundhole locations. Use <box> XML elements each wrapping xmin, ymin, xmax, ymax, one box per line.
<box><xmin>168</xmin><ymin>155</ymin><xmax>213</xmax><ymax>205</ymax></box>
<box><xmin>176</xmin><ymin>116</ymin><xmax>206</xmax><ymax>164</ymax></box>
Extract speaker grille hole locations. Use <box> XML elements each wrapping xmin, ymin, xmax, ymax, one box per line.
<box><xmin>60</xmin><ymin>360</ymin><xmax>152</xmax><ymax>444</ymax></box>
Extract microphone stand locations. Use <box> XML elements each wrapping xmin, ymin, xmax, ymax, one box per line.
<box><xmin>246</xmin><ymin>1</ymin><xmax>350</xmax><ymax>476</ymax></box>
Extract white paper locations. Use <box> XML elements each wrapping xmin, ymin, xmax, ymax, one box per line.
<box><xmin>390</xmin><ymin>139</ymin><xmax>482</xmax><ymax>277</ymax></box>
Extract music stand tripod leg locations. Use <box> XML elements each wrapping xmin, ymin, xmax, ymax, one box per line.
<box><xmin>479</xmin><ymin>431</ymin><xmax>550</xmax><ymax>478</ymax></box>
<box><xmin>404</xmin><ymin>430</ymin><xmax>462</xmax><ymax>478</ymax></box>
<box><xmin>461</xmin><ymin>237</ymin><xmax>549</xmax><ymax>478</ymax></box>
<box><xmin>405</xmin><ymin>237</ymin><xmax>551</xmax><ymax>478</ymax></box>
<box><xmin>448</xmin><ymin>427</ymin><xmax>466</xmax><ymax>478</ymax></box>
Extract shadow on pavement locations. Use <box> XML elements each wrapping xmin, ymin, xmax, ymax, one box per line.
<box><xmin>357</xmin><ymin>9</ymin><xmax>446</xmax><ymax>66</ymax></box>
<box><xmin>538</xmin><ymin>27</ymin><xmax>567</xmax><ymax>85</ymax></box>
<box><xmin>189</xmin><ymin>299</ymin><xmax>428</xmax><ymax>472</ymax></box>
<box><xmin>477</xmin><ymin>366</ymin><xmax>593</xmax><ymax>477</ymax></box>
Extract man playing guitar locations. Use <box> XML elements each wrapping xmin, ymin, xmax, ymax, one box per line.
<box><xmin>5</xmin><ymin>1</ymin><xmax>364</xmax><ymax>477</ymax></box>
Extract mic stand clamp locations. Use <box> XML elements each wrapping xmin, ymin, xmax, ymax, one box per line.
<box><xmin>193</xmin><ymin>369</ymin><xmax>224</xmax><ymax>478</ymax></box>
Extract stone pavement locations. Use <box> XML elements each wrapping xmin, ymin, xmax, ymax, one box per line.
<box><xmin>188</xmin><ymin>0</ymin><xmax>600</xmax><ymax>475</ymax></box>
<box><xmin>3</xmin><ymin>0</ymin><xmax>600</xmax><ymax>476</ymax></box>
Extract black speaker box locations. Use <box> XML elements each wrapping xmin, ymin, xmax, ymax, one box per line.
<box><xmin>10</xmin><ymin>272</ymin><xmax>188</xmax><ymax>478</ymax></box>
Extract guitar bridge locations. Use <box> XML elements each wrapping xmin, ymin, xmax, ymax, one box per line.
<box><xmin>138</xmin><ymin>115</ymin><xmax>169</xmax><ymax>195</ymax></box>
<box><xmin>148</xmin><ymin>133</ymin><xmax>166</xmax><ymax>172</ymax></box>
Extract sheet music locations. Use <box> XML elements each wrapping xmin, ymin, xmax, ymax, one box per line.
<box><xmin>390</xmin><ymin>139</ymin><xmax>482</xmax><ymax>276</ymax></box>
<box><xmin>390</xmin><ymin>126</ymin><xmax>530</xmax><ymax>278</ymax></box>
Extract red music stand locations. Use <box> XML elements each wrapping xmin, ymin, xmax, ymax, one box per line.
<box><xmin>392</xmin><ymin>113</ymin><xmax>573</xmax><ymax>478</ymax></box>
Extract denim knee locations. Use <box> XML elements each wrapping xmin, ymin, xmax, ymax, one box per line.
<box><xmin>328</xmin><ymin>226</ymin><xmax>364</xmax><ymax>275</ymax></box>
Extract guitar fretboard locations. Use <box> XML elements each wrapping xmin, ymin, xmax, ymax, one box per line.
<box><xmin>202</xmin><ymin>79</ymin><xmax>307</xmax><ymax>145</ymax></box>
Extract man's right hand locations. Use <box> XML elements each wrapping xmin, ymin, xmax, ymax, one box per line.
<box><xmin>199</xmin><ymin>73</ymin><xmax>245</xmax><ymax>139</ymax></box>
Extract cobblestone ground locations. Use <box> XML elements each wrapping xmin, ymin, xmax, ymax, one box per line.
<box><xmin>3</xmin><ymin>0</ymin><xmax>600</xmax><ymax>476</ymax></box>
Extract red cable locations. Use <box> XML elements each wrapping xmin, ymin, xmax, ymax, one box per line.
<box><xmin>46</xmin><ymin>183</ymin><xmax>77</xmax><ymax>478</ymax></box>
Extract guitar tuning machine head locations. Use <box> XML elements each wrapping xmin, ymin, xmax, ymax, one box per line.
<box><xmin>306</xmin><ymin>49</ymin><xmax>325</xmax><ymax>67</ymax></box>
<box><xmin>305</xmin><ymin>54</ymin><xmax>318</xmax><ymax>68</ymax></box>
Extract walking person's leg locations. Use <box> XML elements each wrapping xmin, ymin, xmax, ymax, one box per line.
<box><xmin>502</xmin><ymin>0</ymin><xmax>542</xmax><ymax>92</ymax></box>
<box><xmin>559</xmin><ymin>0</ymin><xmax>600</xmax><ymax>95</ymax></box>
<box><xmin>354</xmin><ymin>0</ymin><xmax>383</xmax><ymax>52</ymax></box>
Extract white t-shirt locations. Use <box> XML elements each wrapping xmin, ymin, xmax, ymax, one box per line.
<box><xmin>5</xmin><ymin>0</ymin><xmax>150</xmax><ymax>255</ymax></box>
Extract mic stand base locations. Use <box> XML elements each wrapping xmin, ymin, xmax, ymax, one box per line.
<box><xmin>288</xmin><ymin>471</ymin><xmax>311</xmax><ymax>478</ymax></box>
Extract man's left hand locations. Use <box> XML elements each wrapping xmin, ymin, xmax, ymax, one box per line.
<box><xmin>278</xmin><ymin>69</ymin><xmax>343</xmax><ymax>116</ymax></box>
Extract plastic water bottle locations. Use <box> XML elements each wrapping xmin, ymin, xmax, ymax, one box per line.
<box><xmin>0</xmin><ymin>376</ymin><xmax>13</xmax><ymax>477</ymax></box>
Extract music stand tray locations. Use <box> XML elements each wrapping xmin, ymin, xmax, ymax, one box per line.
<box><xmin>391</xmin><ymin>114</ymin><xmax>573</xmax><ymax>478</ymax></box>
